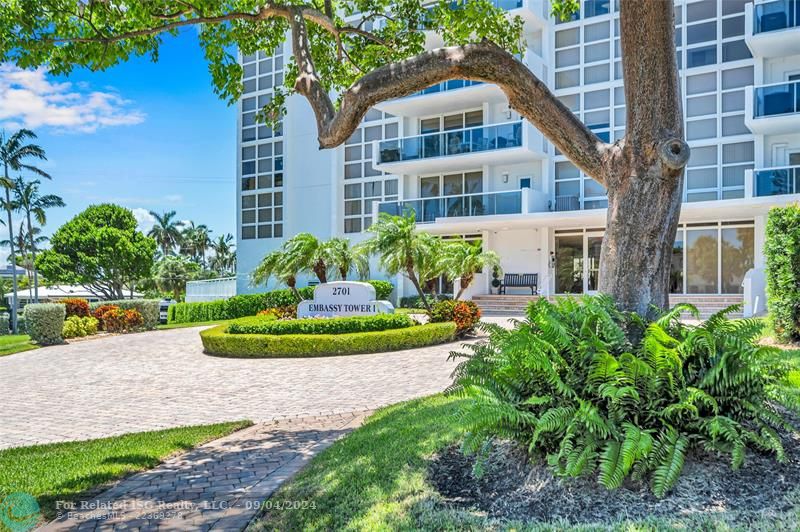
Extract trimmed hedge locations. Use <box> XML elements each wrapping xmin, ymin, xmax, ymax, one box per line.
<box><xmin>227</xmin><ymin>313</ymin><xmax>413</xmax><ymax>335</ymax></box>
<box><xmin>366</xmin><ymin>280</ymin><xmax>394</xmax><ymax>300</ymax></box>
<box><xmin>25</xmin><ymin>303</ymin><xmax>66</xmax><ymax>345</ymax></box>
<box><xmin>399</xmin><ymin>294</ymin><xmax>451</xmax><ymax>308</ymax></box>
<box><xmin>766</xmin><ymin>205</ymin><xmax>800</xmax><ymax>341</ymax></box>
<box><xmin>89</xmin><ymin>299</ymin><xmax>160</xmax><ymax>330</ymax></box>
<box><xmin>200</xmin><ymin>322</ymin><xmax>457</xmax><ymax>358</ymax></box>
<box><xmin>168</xmin><ymin>288</ymin><xmax>315</xmax><ymax>324</ymax></box>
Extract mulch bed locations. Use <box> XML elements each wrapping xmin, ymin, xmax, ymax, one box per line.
<box><xmin>428</xmin><ymin>429</ymin><xmax>800</xmax><ymax>525</ymax></box>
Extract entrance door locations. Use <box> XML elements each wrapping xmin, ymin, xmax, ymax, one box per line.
<box><xmin>585</xmin><ymin>234</ymin><xmax>603</xmax><ymax>293</ymax></box>
<box><xmin>555</xmin><ymin>235</ymin><xmax>584</xmax><ymax>293</ymax></box>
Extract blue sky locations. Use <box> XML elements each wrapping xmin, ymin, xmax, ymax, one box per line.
<box><xmin>0</xmin><ymin>29</ymin><xmax>237</xmax><ymax>243</ymax></box>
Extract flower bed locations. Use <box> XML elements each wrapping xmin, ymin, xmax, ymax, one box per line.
<box><xmin>226</xmin><ymin>313</ymin><xmax>414</xmax><ymax>335</ymax></box>
<box><xmin>200</xmin><ymin>322</ymin><xmax>457</xmax><ymax>358</ymax></box>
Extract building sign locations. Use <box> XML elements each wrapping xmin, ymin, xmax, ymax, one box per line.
<box><xmin>297</xmin><ymin>281</ymin><xmax>394</xmax><ymax>318</ymax></box>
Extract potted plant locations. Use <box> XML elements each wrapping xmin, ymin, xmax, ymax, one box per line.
<box><xmin>491</xmin><ymin>266</ymin><xmax>502</xmax><ymax>294</ymax></box>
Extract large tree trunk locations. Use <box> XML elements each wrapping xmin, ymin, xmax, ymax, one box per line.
<box><xmin>596</xmin><ymin>0</ymin><xmax>689</xmax><ymax>319</ymax></box>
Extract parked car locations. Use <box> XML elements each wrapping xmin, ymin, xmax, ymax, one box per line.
<box><xmin>159</xmin><ymin>299</ymin><xmax>176</xmax><ymax>324</ymax></box>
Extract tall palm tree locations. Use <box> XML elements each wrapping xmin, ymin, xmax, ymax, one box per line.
<box><xmin>440</xmin><ymin>239</ymin><xmax>501</xmax><ymax>300</ymax></box>
<box><xmin>282</xmin><ymin>232</ymin><xmax>333</xmax><ymax>284</ymax></box>
<box><xmin>362</xmin><ymin>212</ymin><xmax>433</xmax><ymax>312</ymax></box>
<box><xmin>326</xmin><ymin>237</ymin><xmax>369</xmax><ymax>281</ymax></box>
<box><xmin>148</xmin><ymin>210</ymin><xmax>182</xmax><ymax>256</ymax></box>
<box><xmin>180</xmin><ymin>221</ymin><xmax>211</xmax><ymax>265</ymax></box>
<box><xmin>251</xmin><ymin>249</ymin><xmax>303</xmax><ymax>302</ymax></box>
<box><xmin>209</xmin><ymin>233</ymin><xmax>236</xmax><ymax>275</ymax></box>
<box><xmin>12</xmin><ymin>177</ymin><xmax>65</xmax><ymax>302</ymax></box>
<box><xmin>0</xmin><ymin>129</ymin><xmax>51</xmax><ymax>332</ymax></box>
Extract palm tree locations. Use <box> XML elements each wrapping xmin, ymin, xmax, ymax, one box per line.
<box><xmin>180</xmin><ymin>221</ymin><xmax>211</xmax><ymax>265</ymax></box>
<box><xmin>0</xmin><ymin>129</ymin><xmax>51</xmax><ymax>332</ymax></box>
<box><xmin>327</xmin><ymin>237</ymin><xmax>369</xmax><ymax>281</ymax></box>
<box><xmin>282</xmin><ymin>232</ymin><xmax>333</xmax><ymax>284</ymax></box>
<box><xmin>251</xmin><ymin>249</ymin><xmax>303</xmax><ymax>302</ymax></box>
<box><xmin>209</xmin><ymin>233</ymin><xmax>236</xmax><ymax>275</ymax></box>
<box><xmin>415</xmin><ymin>232</ymin><xmax>446</xmax><ymax>296</ymax></box>
<box><xmin>12</xmin><ymin>177</ymin><xmax>65</xmax><ymax>302</ymax></box>
<box><xmin>440</xmin><ymin>239</ymin><xmax>501</xmax><ymax>300</ymax></box>
<box><xmin>148</xmin><ymin>210</ymin><xmax>182</xmax><ymax>256</ymax></box>
<box><xmin>154</xmin><ymin>255</ymin><xmax>200</xmax><ymax>301</ymax></box>
<box><xmin>362</xmin><ymin>212</ymin><xmax>434</xmax><ymax>312</ymax></box>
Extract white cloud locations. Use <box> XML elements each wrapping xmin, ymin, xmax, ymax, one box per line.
<box><xmin>131</xmin><ymin>208</ymin><xmax>156</xmax><ymax>234</ymax></box>
<box><xmin>0</xmin><ymin>64</ymin><xmax>146</xmax><ymax>133</ymax></box>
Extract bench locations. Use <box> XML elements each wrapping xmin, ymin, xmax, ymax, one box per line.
<box><xmin>499</xmin><ymin>273</ymin><xmax>538</xmax><ymax>295</ymax></box>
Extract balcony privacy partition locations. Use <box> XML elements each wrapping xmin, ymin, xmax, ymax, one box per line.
<box><xmin>754</xmin><ymin>80</ymin><xmax>800</xmax><ymax>117</ymax></box>
<box><xmin>754</xmin><ymin>0</ymin><xmax>799</xmax><ymax>33</ymax></box>
<box><xmin>378</xmin><ymin>190</ymin><xmax>522</xmax><ymax>222</ymax></box>
<box><xmin>755</xmin><ymin>166</ymin><xmax>800</xmax><ymax>196</ymax></box>
<box><xmin>377</xmin><ymin>121</ymin><xmax>523</xmax><ymax>164</ymax></box>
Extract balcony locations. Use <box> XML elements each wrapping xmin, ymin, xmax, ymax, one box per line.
<box><xmin>745</xmin><ymin>81</ymin><xmax>800</xmax><ymax>134</ymax></box>
<box><xmin>373</xmin><ymin>80</ymin><xmax>506</xmax><ymax>117</ymax></box>
<box><xmin>753</xmin><ymin>166</ymin><xmax>800</xmax><ymax>197</ymax></box>
<box><xmin>746</xmin><ymin>0</ymin><xmax>800</xmax><ymax>57</ymax></box>
<box><xmin>376</xmin><ymin>188</ymin><xmax>550</xmax><ymax>225</ymax></box>
<box><xmin>372</xmin><ymin>120</ymin><xmax>547</xmax><ymax>174</ymax></box>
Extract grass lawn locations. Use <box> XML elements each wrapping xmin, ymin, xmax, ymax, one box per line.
<box><xmin>254</xmin><ymin>395</ymin><xmax>800</xmax><ymax>531</ymax></box>
<box><xmin>0</xmin><ymin>334</ymin><xmax>37</xmax><ymax>357</ymax></box>
<box><xmin>0</xmin><ymin>420</ymin><xmax>251</xmax><ymax>527</ymax></box>
<box><xmin>156</xmin><ymin>319</ymin><xmax>231</xmax><ymax>330</ymax></box>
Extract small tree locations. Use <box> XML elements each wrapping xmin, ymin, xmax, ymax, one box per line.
<box><xmin>251</xmin><ymin>249</ymin><xmax>304</xmax><ymax>302</ymax></box>
<box><xmin>154</xmin><ymin>255</ymin><xmax>201</xmax><ymax>301</ymax></box>
<box><xmin>36</xmin><ymin>204</ymin><xmax>157</xmax><ymax>299</ymax></box>
<box><xmin>282</xmin><ymin>232</ymin><xmax>333</xmax><ymax>284</ymax></box>
<box><xmin>327</xmin><ymin>237</ymin><xmax>369</xmax><ymax>281</ymax></box>
<box><xmin>415</xmin><ymin>232</ymin><xmax>446</xmax><ymax>296</ymax></box>
<box><xmin>441</xmin><ymin>239</ymin><xmax>500</xmax><ymax>300</ymax></box>
<box><xmin>363</xmin><ymin>212</ymin><xmax>434</xmax><ymax>312</ymax></box>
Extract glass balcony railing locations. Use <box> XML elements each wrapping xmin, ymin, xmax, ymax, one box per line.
<box><xmin>413</xmin><ymin>80</ymin><xmax>482</xmax><ymax>96</ymax></box>
<box><xmin>377</xmin><ymin>121</ymin><xmax>523</xmax><ymax>164</ymax></box>
<box><xmin>378</xmin><ymin>190</ymin><xmax>522</xmax><ymax>223</ymax></box>
<box><xmin>755</xmin><ymin>166</ymin><xmax>800</xmax><ymax>196</ymax></box>
<box><xmin>754</xmin><ymin>0</ymin><xmax>799</xmax><ymax>34</ymax></box>
<box><xmin>754</xmin><ymin>80</ymin><xmax>800</xmax><ymax>118</ymax></box>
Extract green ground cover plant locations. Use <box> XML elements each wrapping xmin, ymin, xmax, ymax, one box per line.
<box><xmin>200</xmin><ymin>322</ymin><xmax>456</xmax><ymax>358</ymax></box>
<box><xmin>449</xmin><ymin>295</ymin><xmax>800</xmax><ymax>497</ymax></box>
<box><xmin>226</xmin><ymin>313</ymin><xmax>413</xmax><ymax>335</ymax></box>
<box><xmin>0</xmin><ymin>421</ymin><xmax>251</xmax><ymax>527</ymax></box>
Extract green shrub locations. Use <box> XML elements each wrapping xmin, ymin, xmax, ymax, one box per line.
<box><xmin>0</xmin><ymin>313</ymin><xmax>8</xmax><ymax>335</ymax></box>
<box><xmin>24</xmin><ymin>303</ymin><xmax>66</xmax><ymax>345</ymax></box>
<box><xmin>429</xmin><ymin>300</ymin><xmax>481</xmax><ymax>335</ymax></box>
<box><xmin>63</xmin><ymin>316</ymin><xmax>100</xmax><ymax>338</ymax></box>
<box><xmin>765</xmin><ymin>205</ymin><xmax>800</xmax><ymax>341</ymax></box>
<box><xmin>168</xmin><ymin>288</ymin><xmax>315</xmax><ymax>324</ymax></box>
<box><xmin>367</xmin><ymin>280</ymin><xmax>394</xmax><ymax>300</ymax></box>
<box><xmin>201</xmin><ymin>322</ymin><xmax>457</xmax><ymax>358</ymax></box>
<box><xmin>400</xmin><ymin>294</ymin><xmax>451</xmax><ymax>308</ymax></box>
<box><xmin>449</xmin><ymin>295</ymin><xmax>800</xmax><ymax>498</ymax></box>
<box><xmin>89</xmin><ymin>299</ymin><xmax>159</xmax><ymax>330</ymax></box>
<box><xmin>227</xmin><ymin>313</ymin><xmax>413</xmax><ymax>335</ymax></box>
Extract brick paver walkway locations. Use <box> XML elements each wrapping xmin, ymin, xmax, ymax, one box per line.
<box><xmin>0</xmin><ymin>324</ymin><xmax>486</xmax><ymax>449</ymax></box>
<box><xmin>40</xmin><ymin>412</ymin><xmax>370</xmax><ymax>531</ymax></box>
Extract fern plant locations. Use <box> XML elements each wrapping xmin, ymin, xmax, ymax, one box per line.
<box><xmin>448</xmin><ymin>295</ymin><xmax>799</xmax><ymax>497</ymax></box>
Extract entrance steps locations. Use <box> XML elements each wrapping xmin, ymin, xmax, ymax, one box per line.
<box><xmin>472</xmin><ymin>294</ymin><xmax>744</xmax><ymax>319</ymax></box>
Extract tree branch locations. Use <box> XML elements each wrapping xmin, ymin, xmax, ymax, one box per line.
<box><xmin>289</xmin><ymin>34</ymin><xmax>612</xmax><ymax>182</ymax></box>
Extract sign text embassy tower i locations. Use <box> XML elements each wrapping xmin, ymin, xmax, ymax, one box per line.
<box><xmin>297</xmin><ymin>281</ymin><xmax>394</xmax><ymax>318</ymax></box>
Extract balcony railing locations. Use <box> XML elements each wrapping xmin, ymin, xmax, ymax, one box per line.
<box><xmin>377</xmin><ymin>121</ymin><xmax>523</xmax><ymax>164</ymax></box>
<box><xmin>754</xmin><ymin>0</ymin><xmax>799</xmax><ymax>33</ymax></box>
<box><xmin>754</xmin><ymin>166</ymin><xmax>800</xmax><ymax>196</ymax></box>
<box><xmin>753</xmin><ymin>80</ymin><xmax>800</xmax><ymax>118</ymax></box>
<box><xmin>378</xmin><ymin>190</ymin><xmax>523</xmax><ymax>223</ymax></box>
<box><xmin>413</xmin><ymin>80</ymin><xmax>482</xmax><ymax>96</ymax></box>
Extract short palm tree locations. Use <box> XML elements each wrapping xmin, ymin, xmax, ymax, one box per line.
<box><xmin>362</xmin><ymin>212</ymin><xmax>433</xmax><ymax>312</ymax></box>
<box><xmin>282</xmin><ymin>232</ymin><xmax>333</xmax><ymax>284</ymax></box>
<box><xmin>440</xmin><ymin>239</ymin><xmax>501</xmax><ymax>300</ymax></box>
<box><xmin>0</xmin><ymin>129</ymin><xmax>51</xmax><ymax>332</ymax></box>
<box><xmin>415</xmin><ymin>232</ymin><xmax>446</xmax><ymax>296</ymax></box>
<box><xmin>13</xmin><ymin>177</ymin><xmax>65</xmax><ymax>302</ymax></box>
<box><xmin>251</xmin><ymin>249</ymin><xmax>303</xmax><ymax>301</ymax></box>
<box><xmin>327</xmin><ymin>237</ymin><xmax>370</xmax><ymax>281</ymax></box>
<box><xmin>148</xmin><ymin>210</ymin><xmax>183</xmax><ymax>256</ymax></box>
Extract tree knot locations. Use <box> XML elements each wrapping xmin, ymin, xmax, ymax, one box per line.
<box><xmin>658</xmin><ymin>138</ymin><xmax>690</xmax><ymax>170</ymax></box>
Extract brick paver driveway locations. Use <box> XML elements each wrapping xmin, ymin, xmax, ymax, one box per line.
<box><xmin>0</xmin><ymin>323</ymin><xmax>488</xmax><ymax>449</ymax></box>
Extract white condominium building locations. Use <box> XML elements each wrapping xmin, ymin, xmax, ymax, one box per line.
<box><xmin>235</xmin><ymin>0</ymin><xmax>800</xmax><ymax>316</ymax></box>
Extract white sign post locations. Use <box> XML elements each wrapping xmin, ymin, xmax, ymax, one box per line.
<box><xmin>297</xmin><ymin>281</ymin><xmax>394</xmax><ymax>318</ymax></box>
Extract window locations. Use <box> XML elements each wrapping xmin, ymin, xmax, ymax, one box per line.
<box><xmin>344</xmin><ymin>110</ymin><xmax>399</xmax><ymax>180</ymax></box>
<box><xmin>674</xmin><ymin>223</ymin><xmax>754</xmax><ymax>294</ymax></box>
<box><xmin>343</xmin><ymin>179</ymin><xmax>399</xmax><ymax>233</ymax></box>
